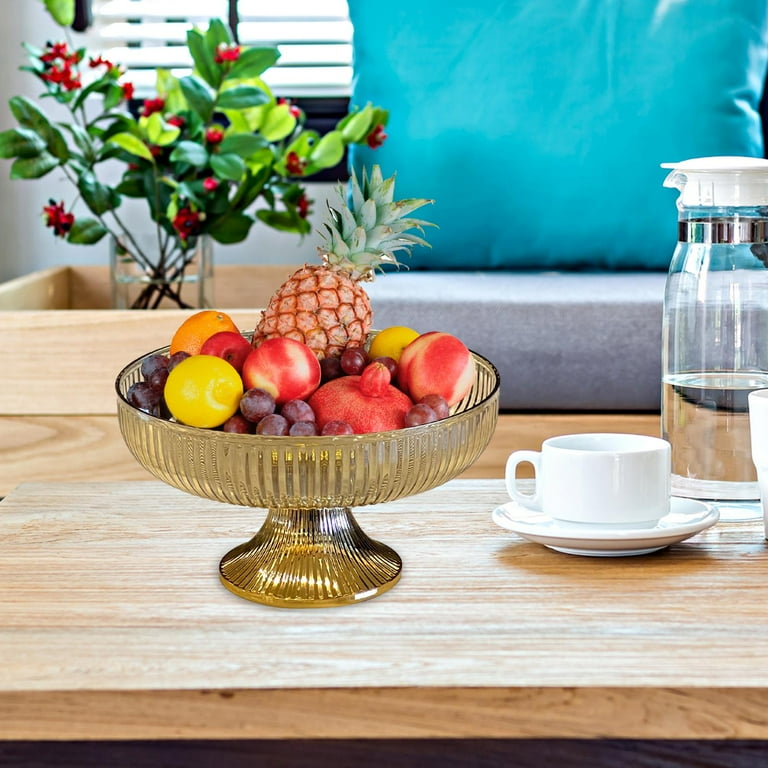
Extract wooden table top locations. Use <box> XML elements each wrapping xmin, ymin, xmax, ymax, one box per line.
<box><xmin>1</xmin><ymin>479</ymin><xmax>768</xmax><ymax>741</ymax></box>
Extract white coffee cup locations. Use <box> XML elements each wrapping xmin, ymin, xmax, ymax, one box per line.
<box><xmin>747</xmin><ymin>389</ymin><xmax>768</xmax><ymax>540</ymax></box>
<box><xmin>505</xmin><ymin>433</ymin><xmax>672</xmax><ymax>525</ymax></box>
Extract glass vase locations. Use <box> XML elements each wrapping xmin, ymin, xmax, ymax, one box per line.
<box><xmin>110</xmin><ymin>233</ymin><xmax>214</xmax><ymax>310</ymax></box>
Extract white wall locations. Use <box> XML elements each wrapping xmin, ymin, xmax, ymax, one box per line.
<box><xmin>0</xmin><ymin>5</ymin><xmax>335</xmax><ymax>283</ymax></box>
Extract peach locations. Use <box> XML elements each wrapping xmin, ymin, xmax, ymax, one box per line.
<box><xmin>398</xmin><ymin>331</ymin><xmax>475</xmax><ymax>407</ymax></box>
<box><xmin>309</xmin><ymin>375</ymin><xmax>414</xmax><ymax>434</ymax></box>
<box><xmin>242</xmin><ymin>337</ymin><xmax>321</xmax><ymax>404</ymax></box>
<box><xmin>200</xmin><ymin>331</ymin><xmax>252</xmax><ymax>373</ymax></box>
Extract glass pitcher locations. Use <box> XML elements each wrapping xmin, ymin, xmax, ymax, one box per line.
<box><xmin>661</xmin><ymin>156</ymin><xmax>768</xmax><ymax>506</ymax></box>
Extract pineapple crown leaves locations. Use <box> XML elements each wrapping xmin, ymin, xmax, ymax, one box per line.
<box><xmin>318</xmin><ymin>165</ymin><xmax>436</xmax><ymax>281</ymax></box>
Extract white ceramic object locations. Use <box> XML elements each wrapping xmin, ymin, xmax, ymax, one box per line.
<box><xmin>505</xmin><ymin>433</ymin><xmax>672</xmax><ymax>526</ymax></box>
<box><xmin>492</xmin><ymin>497</ymin><xmax>718</xmax><ymax>557</ymax></box>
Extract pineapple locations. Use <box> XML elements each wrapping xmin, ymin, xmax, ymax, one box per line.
<box><xmin>252</xmin><ymin>166</ymin><xmax>434</xmax><ymax>358</ymax></box>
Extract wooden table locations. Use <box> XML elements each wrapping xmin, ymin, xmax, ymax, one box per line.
<box><xmin>2</xmin><ymin>479</ymin><xmax>768</xmax><ymax>766</ymax></box>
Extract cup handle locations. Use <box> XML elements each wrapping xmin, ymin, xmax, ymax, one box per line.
<box><xmin>505</xmin><ymin>450</ymin><xmax>542</xmax><ymax>509</ymax></box>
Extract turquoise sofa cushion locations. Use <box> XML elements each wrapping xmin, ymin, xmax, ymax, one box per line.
<box><xmin>348</xmin><ymin>1</ymin><xmax>768</xmax><ymax>270</ymax></box>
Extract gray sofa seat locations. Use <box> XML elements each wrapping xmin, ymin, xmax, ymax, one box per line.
<box><xmin>366</xmin><ymin>271</ymin><xmax>667</xmax><ymax>412</ymax></box>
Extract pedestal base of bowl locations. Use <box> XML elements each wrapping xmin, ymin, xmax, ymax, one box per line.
<box><xmin>218</xmin><ymin>506</ymin><xmax>402</xmax><ymax>608</ymax></box>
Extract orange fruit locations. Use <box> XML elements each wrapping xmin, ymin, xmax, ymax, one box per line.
<box><xmin>368</xmin><ymin>325</ymin><xmax>420</xmax><ymax>363</ymax></box>
<box><xmin>164</xmin><ymin>354</ymin><xmax>243</xmax><ymax>428</ymax></box>
<box><xmin>169</xmin><ymin>310</ymin><xmax>240</xmax><ymax>356</ymax></box>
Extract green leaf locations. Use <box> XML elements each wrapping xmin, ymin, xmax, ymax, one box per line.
<box><xmin>114</xmin><ymin>175</ymin><xmax>145</xmax><ymax>198</ymax></box>
<box><xmin>71</xmin><ymin>75</ymin><xmax>116</xmax><ymax>112</ymax></box>
<box><xmin>8</xmin><ymin>97</ymin><xmax>69</xmax><ymax>160</ymax></box>
<box><xmin>169</xmin><ymin>141</ymin><xmax>209</xmax><ymax>168</ymax></box>
<box><xmin>78</xmin><ymin>171</ymin><xmax>119</xmax><ymax>215</ymax></box>
<box><xmin>178</xmin><ymin>75</ymin><xmax>215</xmax><ymax>122</ymax></box>
<box><xmin>207</xmin><ymin>212</ymin><xmax>254</xmax><ymax>244</ymax></box>
<box><xmin>204</xmin><ymin>18</ymin><xmax>232</xmax><ymax>60</ymax></box>
<box><xmin>285</xmin><ymin>131</ymin><xmax>318</xmax><ymax>158</ymax></box>
<box><xmin>61</xmin><ymin>122</ymin><xmax>95</xmax><ymax>161</ymax></box>
<box><xmin>108</xmin><ymin>132</ymin><xmax>154</xmax><ymax>162</ymax></box>
<box><xmin>210</xmin><ymin>153</ymin><xmax>245</xmax><ymax>181</ymax></box>
<box><xmin>218</xmin><ymin>133</ymin><xmax>268</xmax><ymax>158</ymax></box>
<box><xmin>0</xmin><ymin>128</ymin><xmax>47</xmax><ymax>159</ymax></box>
<box><xmin>339</xmin><ymin>105</ymin><xmax>373</xmax><ymax>144</ymax></box>
<box><xmin>230</xmin><ymin>166</ymin><xmax>270</xmax><ymax>210</ymax></box>
<box><xmin>259</xmin><ymin>103</ymin><xmax>296</xmax><ymax>142</ymax></box>
<box><xmin>43</xmin><ymin>0</ymin><xmax>75</xmax><ymax>27</ymax></box>
<box><xmin>10</xmin><ymin>152</ymin><xmax>59</xmax><ymax>179</ymax></box>
<box><xmin>309</xmin><ymin>131</ymin><xmax>344</xmax><ymax>170</ymax></box>
<box><xmin>143</xmin><ymin>113</ymin><xmax>181</xmax><ymax>146</ymax></box>
<box><xmin>257</xmin><ymin>209</ymin><xmax>310</xmax><ymax>235</ymax></box>
<box><xmin>156</xmin><ymin>69</ymin><xmax>187</xmax><ymax>114</ymax></box>
<box><xmin>216</xmin><ymin>85</ymin><xmax>270</xmax><ymax>111</ymax></box>
<box><xmin>227</xmin><ymin>47</ymin><xmax>280</xmax><ymax>80</ymax></box>
<box><xmin>186</xmin><ymin>27</ymin><xmax>218</xmax><ymax>88</ymax></box>
<box><xmin>68</xmin><ymin>218</ymin><xmax>108</xmax><ymax>245</ymax></box>
<box><xmin>102</xmin><ymin>82</ymin><xmax>127</xmax><ymax>112</ymax></box>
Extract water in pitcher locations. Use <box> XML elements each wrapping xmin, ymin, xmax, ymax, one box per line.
<box><xmin>662</xmin><ymin>371</ymin><xmax>768</xmax><ymax>500</ymax></box>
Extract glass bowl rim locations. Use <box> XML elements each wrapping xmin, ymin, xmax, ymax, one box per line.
<box><xmin>115</xmin><ymin>343</ymin><xmax>500</xmax><ymax>444</ymax></box>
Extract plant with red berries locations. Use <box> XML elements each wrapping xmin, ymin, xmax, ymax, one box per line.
<box><xmin>0</xmin><ymin>4</ymin><xmax>388</xmax><ymax>308</ymax></box>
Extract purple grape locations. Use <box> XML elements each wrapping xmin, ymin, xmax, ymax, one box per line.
<box><xmin>147</xmin><ymin>368</ymin><xmax>169</xmax><ymax>393</ymax></box>
<box><xmin>340</xmin><ymin>347</ymin><xmax>367</xmax><ymax>375</ymax></box>
<box><xmin>321</xmin><ymin>420</ymin><xmax>354</xmax><ymax>435</ymax></box>
<box><xmin>320</xmin><ymin>356</ymin><xmax>344</xmax><ymax>382</ymax></box>
<box><xmin>404</xmin><ymin>403</ymin><xmax>438</xmax><ymax>427</ymax></box>
<box><xmin>281</xmin><ymin>399</ymin><xmax>316</xmax><ymax>424</ymax></box>
<box><xmin>141</xmin><ymin>353</ymin><xmax>169</xmax><ymax>380</ymax></box>
<box><xmin>256</xmin><ymin>413</ymin><xmax>289</xmax><ymax>435</ymax></box>
<box><xmin>418</xmin><ymin>394</ymin><xmax>450</xmax><ymax>420</ymax></box>
<box><xmin>168</xmin><ymin>350</ymin><xmax>191</xmax><ymax>371</ymax></box>
<box><xmin>222</xmin><ymin>413</ymin><xmax>255</xmax><ymax>434</ymax></box>
<box><xmin>127</xmin><ymin>381</ymin><xmax>162</xmax><ymax>414</ymax></box>
<box><xmin>289</xmin><ymin>421</ymin><xmax>319</xmax><ymax>436</ymax></box>
<box><xmin>240</xmin><ymin>388</ymin><xmax>276</xmax><ymax>423</ymax></box>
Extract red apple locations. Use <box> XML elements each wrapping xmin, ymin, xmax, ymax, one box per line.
<box><xmin>200</xmin><ymin>331</ymin><xmax>252</xmax><ymax>373</ymax></box>
<box><xmin>242</xmin><ymin>337</ymin><xmax>322</xmax><ymax>404</ymax></box>
<box><xmin>397</xmin><ymin>331</ymin><xmax>475</xmax><ymax>407</ymax></box>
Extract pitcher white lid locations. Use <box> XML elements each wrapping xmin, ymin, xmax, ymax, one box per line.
<box><xmin>661</xmin><ymin>156</ymin><xmax>768</xmax><ymax>206</ymax></box>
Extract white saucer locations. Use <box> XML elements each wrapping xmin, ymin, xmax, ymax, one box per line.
<box><xmin>491</xmin><ymin>497</ymin><xmax>719</xmax><ymax>557</ymax></box>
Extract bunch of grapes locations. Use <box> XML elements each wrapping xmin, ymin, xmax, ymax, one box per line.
<box><xmin>125</xmin><ymin>351</ymin><xmax>189</xmax><ymax>417</ymax></box>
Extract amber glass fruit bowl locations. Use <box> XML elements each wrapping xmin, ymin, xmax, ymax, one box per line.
<box><xmin>116</xmin><ymin>347</ymin><xmax>500</xmax><ymax>608</ymax></box>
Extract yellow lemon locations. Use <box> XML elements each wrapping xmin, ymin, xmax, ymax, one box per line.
<box><xmin>368</xmin><ymin>325</ymin><xmax>420</xmax><ymax>362</ymax></box>
<box><xmin>164</xmin><ymin>354</ymin><xmax>243</xmax><ymax>428</ymax></box>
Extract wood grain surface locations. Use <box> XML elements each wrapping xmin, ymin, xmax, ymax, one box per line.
<box><xmin>1</xmin><ymin>479</ymin><xmax>767</xmax><ymax>741</ymax></box>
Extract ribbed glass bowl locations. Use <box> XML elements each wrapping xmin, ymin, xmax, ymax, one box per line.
<box><xmin>116</xmin><ymin>346</ymin><xmax>500</xmax><ymax>608</ymax></box>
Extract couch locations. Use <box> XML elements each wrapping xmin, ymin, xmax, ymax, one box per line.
<box><xmin>345</xmin><ymin>0</ymin><xmax>768</xmax><ymax>413</ymax></box>
<box><xmin>366</xmin><ymin>270</ymin><xmax>667</xmax><ymax>411</ymax></box>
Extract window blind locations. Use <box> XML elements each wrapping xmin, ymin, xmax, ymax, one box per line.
<box><xmin>88</xmin><ymin>0</ymin><xmax>353</xmax><ymax>98</ymax></box>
